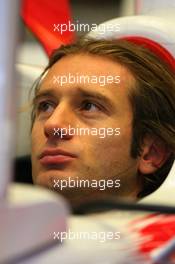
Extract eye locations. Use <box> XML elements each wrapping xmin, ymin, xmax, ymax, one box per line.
<box><xmin>36</xmin><ymin>100</ymin><xmax>55</xmax><ymax>114</ymax></box>
<box><xmin>81</xmin><ymin>101</ymin><xmax>100</xmax><ymax>112</ymax></box>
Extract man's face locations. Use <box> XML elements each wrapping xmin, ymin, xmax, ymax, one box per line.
<box><xmin>31</xmin><ymin>53</ymin><xmax>141</xmax><ymax>204</ymax></box>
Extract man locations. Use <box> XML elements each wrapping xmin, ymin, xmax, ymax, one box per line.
<box><xmin>31</xmin><ymin>38</ymin><xmax>175</xmax><ymax>207</ymax></box>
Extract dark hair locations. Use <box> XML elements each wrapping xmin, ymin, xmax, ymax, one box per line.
<box><xmin>31</xmin><ymin>38</ymin><xmax>175</xmax><ymax>197</ymax></box>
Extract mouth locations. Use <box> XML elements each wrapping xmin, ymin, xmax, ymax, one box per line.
<box><xmin>38</xmin><ymin>148</ymin><xmax>77</xmax><ymax>166</ymax></box>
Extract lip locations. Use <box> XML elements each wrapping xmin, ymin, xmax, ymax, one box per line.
<box><xmin>39</xmin><ymin>148</ymin><xmax>77</xmax><ymax>165</ymax></box>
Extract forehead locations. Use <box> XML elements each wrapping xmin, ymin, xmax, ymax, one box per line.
<box><xmin>43</xmin><ymin>53</ymin><xmax>134</xmax><ymax>82</ymax></box>
<box><xmin>38</xmin><ymin>54</ymin><xmax>135</xmax><ymax>105</ymax></box>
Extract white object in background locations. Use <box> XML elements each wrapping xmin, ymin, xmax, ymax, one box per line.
<box><xmin>17</xmin><ymin>43</ymin><xmax>48</xmax><ymax>67</ymax></box>
<box><xmin>88</xmin><ymin>15</ymin><xmax>175</xmax><ymax>58</ymax></box>
<box><xmin>2</xmin><ymin>185</ymin><xmax>148</xmax><ymax>264</ymax></box>
<box><xmin>136</xmin><ymin>0</ymin><xmax>175</xmax><ymax>16</ymax></box>
<box><xmin>0</xmin><ymin>184</ymin><xmax>69</xmax><ymax>264</ymax></box>
<box><xmin>16</xmin><ymin>64</ymin><xmax>44</xmax><ymax>157</ymax></box>
<box><xmin>0</xmin><ymin>0</ymin><xmax>19</xmax><ymax>200</ymax></box>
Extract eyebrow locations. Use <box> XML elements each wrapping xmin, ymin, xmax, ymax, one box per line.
<box><xmin>76</xmin><ymin>88</ymin><xmax>114</xmax><ymax>107</ymax></box>
<box><xmin>33</xmin><ymin>87</ymin><xmax>114</xmax><ymax>108</ymax></box>
<box><xmin>33</xmin><ymin>91</ymin><xmax>57</xmax><ymax>104</ymax></box>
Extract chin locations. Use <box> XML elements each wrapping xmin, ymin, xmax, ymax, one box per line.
<box><xmin>34</xmin><ymin>172</ymin><xmax>53</xmax><ymax>188</ymax></box>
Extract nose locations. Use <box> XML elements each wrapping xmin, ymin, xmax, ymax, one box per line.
<box><xmin>44</xmin><ymin>103</ymin><xmax>74</xmax><ymax>140</ymax></box>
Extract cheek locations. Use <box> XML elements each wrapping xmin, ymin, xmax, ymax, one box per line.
<box><xmin>120</xmin><ymin>126</ymin><xmax>133</xmax><ymax>153</ymax></box>
<box><xmin>81</xmin><ymin>130</ymin><xmax>132</xmax><ymax>164</ymax></box>
<box><xmin>84</xmin><ymin>126</ymin><xmax>134</xmax><ymax>173</ymax></box>
<box><xmin>31</xmin><ymin>125</ymin><xmax>37</xmax><ymax>150</ymax></box>
<box><xmin>31</xmin><ymin>122</ymin><xmax>43</xmax><ymax>152</ymax></box>
<box><xmin>96</xmin><ymin>128</ymin><xmax>132</xmax><ymax>155</ymax></box>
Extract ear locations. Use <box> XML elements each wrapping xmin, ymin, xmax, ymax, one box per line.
<box><xmin>138</xmin><ymin>135</ymin><xmax>171</xmax><ymax>174</ymax></box>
